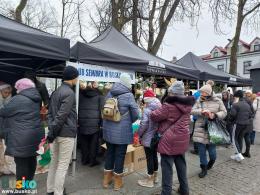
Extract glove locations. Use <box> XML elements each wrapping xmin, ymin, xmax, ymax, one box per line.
<box><xmin>47</xmin><ymin>135</ymin><xmax>55</xmax><ymax>143</ymax></box>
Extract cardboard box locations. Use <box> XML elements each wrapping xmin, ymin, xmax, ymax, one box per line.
<box><xmin>133</xmin><ymin>146</ymin><xmax>147</xmax><ymax>171</ymax></box>
<box><xmin>101</xmin><ymin>144</ymin><xmax>135</xmax><ymax>176</ymax></box>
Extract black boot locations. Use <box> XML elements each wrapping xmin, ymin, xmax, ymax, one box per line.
<box><xmin>207</xmin><ymin>160</ymin><xmax>215</xmax><ymax>170</ymax></box>
<box><xmin>198</xmin><ymin>165</ymin><xmax>207</xmax><ymax>178</ymax></box>
<box><xmin>243</xmin><ymin>144</ymin><xmax>251</xmax><ymax>158</ymax></box>
<box><xmin>190</xmin><ymin>150</ymin><xmax>198</xmax><ymax>155</ymax></box>
<box><xmin>242</xmin><ymin>152</ymin><xmax>251</xmax><ymax>158</ymax></box>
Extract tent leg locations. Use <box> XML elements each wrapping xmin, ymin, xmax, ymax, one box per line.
<box><xmin>197</xmin><ymin>81</ymin><xmax>200</xmax><ymax>90</ymax></box>
<box><xmin>55</xmin><ymin>79</ymin><xmax>58</xmax><ymax>90</ymax></box>
<box><xmin>72</xmin><ymin>77</ymin><xmax>79</xmax><ymax>177</ymax></box>
<box><xmin>224</xmin><ymin>84</ymin><xmax>228</xmax><ymax>90</ymax></box>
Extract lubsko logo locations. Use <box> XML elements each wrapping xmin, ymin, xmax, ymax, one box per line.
<box><xmin>1</xmin><ymin>176</ymin><xmax>37</xmax><ymax>189</ymax></box>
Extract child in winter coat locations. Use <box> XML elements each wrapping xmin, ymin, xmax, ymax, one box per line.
<box><xmin>137</xmin><ymin>90</ymin><xmax>161</xmax><ymax>188</ymax></box>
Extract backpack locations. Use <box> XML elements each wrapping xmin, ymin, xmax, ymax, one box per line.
<box><xmin>102</xmin><ymin>97</ymin><xmax>121</xmax><ymax>122</ymax></box>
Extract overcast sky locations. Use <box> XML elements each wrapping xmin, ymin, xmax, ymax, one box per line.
<box><xmin>5</xmin><ymin>0</ymin><xmax>260</xmax><ymax>61</ymax></box>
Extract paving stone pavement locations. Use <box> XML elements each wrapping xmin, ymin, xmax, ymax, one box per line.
<box><xmin>1</xmin><ymin>134</ymin><xmax>260</xmax><ymax>195</ymax></box>
<box><xmin>186</xmin><ymin>144</ymin><xmax>260</xmax><ymax>195</ymax></box>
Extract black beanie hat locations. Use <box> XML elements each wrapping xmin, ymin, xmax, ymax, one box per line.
<box><xmin>63</xmin><ymin>66</ymin><xmax>79</xmax><ymax>81</ymax></box>
<box><xmin>234</xmin><ymin>90</ymin><xmax>244</xmax><ymax>98</ymax></box>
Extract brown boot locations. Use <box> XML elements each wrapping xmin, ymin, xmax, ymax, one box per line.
<box><xmin>154</xmin><ymin>171</ymin><xmax>159</xmax><ymax>184</ymax></box>
<box><xmin>137</xmin><ymin>174</ymin><xmax>154</xmax><ymax>188</ymax></box>
<box><xmin>114</xmin><ymin>172</ymin><xmax>123</xmax><ymax>191</ymax></box>
<box><xmin>103</xmin><ymin>170</ymin><xmax>113</xmax><ymax>188</ymax></box>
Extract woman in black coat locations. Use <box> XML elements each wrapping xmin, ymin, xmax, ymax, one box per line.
<box><xmin>79</xmin><ymin>81</ymin><xmax>103</xmax><ymax>167</ymax></box>
<box><xmin>0</xmin><ymin>78</ymin><xmax>44</xmax><ymax>182</ymax></box>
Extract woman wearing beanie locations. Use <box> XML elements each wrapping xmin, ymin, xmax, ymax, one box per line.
<box><xmin>102</xmin><ymin>73</ymin><xmax>139</xmax><ymax>191</ymax></box>
<box><xmin>229</xmin><ymin>90</ymin><xmax>254</xmax><ymax>161</ymax></box>
<box><xmin>0</xmin><ymin>78</ymin><xmax>44</xmax><ymax>184</ymax></box>
<box><xmin>251</xmin><ymin>92</ymin><xmax>260</xmax><ymax>144</ymax></box>
<box><xmin>151</xmin><ymin>81</ymin><xmax>195</xmax><ymax>195</ymax></box>
<box><xmin>0</xmin><ymin>83</ymin><xmax>16</xmax><ymax>176</ymax></box>
<box><xmin>137</xmin><ymin>90</ymin><xmax>161</xmax><ymax>188</ymax></box>
<box><xmin>192</xmin><ymin>84</ymin><xmax>227</xmax><ymax>178</ymax></box>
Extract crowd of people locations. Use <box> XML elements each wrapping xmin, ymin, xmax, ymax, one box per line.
<box><xmin>0</xmin><ymin>66</ymin><xmax>259</xmax><ymax>195</ymax></box>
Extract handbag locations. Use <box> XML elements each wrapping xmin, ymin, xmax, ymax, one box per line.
<box><xmin>150</xmin><ymin>114</ymin><xmax>182</xmax><ymax>149</ymax></box>
<box><xmin>207</xmin><ymin>118</ymin><xmax>231</xmax><ymax>145</ymax></box>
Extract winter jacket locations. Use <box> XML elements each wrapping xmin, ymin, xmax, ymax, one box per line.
<box><xmin>0</xmin><ymin>95</ymin><xmax>12</xmax><ymax>138</ymax></box>
<box><xmin>48</xmin><ymin>83</ymin><xmax>77</xmax><ymax>139</ymax></box>
<box><xmin>230</xmin><ymin>98</ymin><xmax>254</xmax><ymax>126</ymax></box>
<box><xmin>151</xmin><ymin>95</ymin><xmax>195</xmax><ymax>155</ymax></box>
<box><xmin>138</xmin><ymin>98</ymin><xmax>161</xmax><ymax>147</ymax></box>
<box><xmin>253</xmin><ymin>97</ymin><xmax>260</xmax><ymax>132</ymax></box>
<box><xmin>0</xmin><ymin>95</ymin><xmax>11</xmax><ymax>109</ymax></box>
<box><xmin>103</xmin><ymin>83</ymin><xmax>139</xmax><ymax>144</ymax></box>
<box><xmin>78</xmin><ymin>88</ymin><xmax>104</xmax><ymax>135</ymax></box>
<box><xmin>191</xmin><ymin>96</ymin><xmax>227</xmax><ymax>144</ymax></box>
<box><xmin>0</xmin><ymin>88</ymin><xmax>44</xmax><ymax>157</ymax></box>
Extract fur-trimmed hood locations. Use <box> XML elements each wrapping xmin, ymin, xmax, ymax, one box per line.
<box><xmin>164</xmin><ymin>95</ymin><xmax>195</xmax><ymax>114</ymax></box>
<box><xmin>165</xmin><ymin>95</ymin><xmax>195</xmax><ymax>106</ymax></box>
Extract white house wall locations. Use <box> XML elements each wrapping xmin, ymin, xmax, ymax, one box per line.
<box><xmin>205</xmin><ymin>52</ymin><xmax>260</xmax><ymax>78</ymax></box>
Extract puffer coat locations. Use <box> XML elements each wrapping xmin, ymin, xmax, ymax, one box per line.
<box><xmin>103</xmin><ymin>83</ymin><xmax>139</xmax><ymax>145</ymax></box>
<box><xmin>253</xmin><ymin>97</ymin><xmax>260</xmax><ymax>132</ymax></box>
<box><xmin>138</xmin><ymin>98</ymin><xmax>161</xmax><ymax>147</ymax></box>
<box><xmin>78</xmin><ymin>88</ymin><xmax>104</xmax><ymax>135</ymax></box>
<box><xmin>0</xmin><ymin>88</ymin><xmax>44</xmax><ymax>157</ymax></box>
<box><xmin>191</xmin><ymin>96</ymin><xmax>227</xmax><ymax>145</ymax></box>
<box><xmin>151</xmin><ymin>95</ymin><xmax>195</xmax><ymax>155</ymax></box>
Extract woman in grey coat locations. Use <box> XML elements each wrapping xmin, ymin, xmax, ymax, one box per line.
<box><xmin>102</xmin><ymin>73</ymin><xmax>139</xmax><ymax>191</ymax></box>
<box><xmin>0</xmin><ymin>78</ymin><xmax>44</xmax><ymax>182</ymax></box>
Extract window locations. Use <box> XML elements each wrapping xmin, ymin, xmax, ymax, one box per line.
<box><xmin>213</xmin><ymin>51</ymin><xmax>218</xmax><ymax>57</ymax></box>
<box><xmin>243</xmin><ymin>61</ymin><xmax>252</xmax><ymax>74</ymax></box>
<box><xmin>217</xmin><ymin>64</ymin><xmax>224</xmax><ymax>71</ymax></box>
<box><xmin>254</xmin><ymin>44</ymin><xmax>260</xmax><ymax>51</ymax></box>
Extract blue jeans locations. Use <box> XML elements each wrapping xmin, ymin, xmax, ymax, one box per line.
<box><xmin>197</xmin><ymin>143</ymin><xmax>216</xmax><ymax>166</ymax></box>
<box><xmin>104</xmin><ymin>142</ymin><xmax>127</xmax><ymax>174</ymax></box>
<box><xmin>250</xmin><ymin>131</ymin><xmax>256</xmax><ymax>144</ymax></box>
<box><xmin>161</xmin><ymin>154</ymin><xmax>189</xmax><ymax>195</ymax></box>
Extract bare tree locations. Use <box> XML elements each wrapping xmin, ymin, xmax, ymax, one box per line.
<box><xmin>210</xmin><ymin>0</ymin><xmax>260</xmax><ymax>75</ymax></box>
<box><xmin>15</xmin><ymin>0</ymin><xmax>27</xmax><ymax>22</ymax></box>
<box><xmin>23</xmin><ymin>1</ymin><xmax>59</xmax><ymax>32</ymax></box>
<box><xmin>89</xmin><ymin>0</ymin><xmax>201</xmax><ymax>55</ymax></box>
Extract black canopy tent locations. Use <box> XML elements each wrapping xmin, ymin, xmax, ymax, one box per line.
<box><xmin>0</xmin><ymin>14</ymin><xmax>70</xmax><ymax>83</ymax></box>
<box><xmin>71</xmin><ymin>42</ymin><xmax>148</xmax><ymax>71</ymax></box>
<box><xmin>176</xmin><ymin>52</ymin><xmax>252</xmax><ymax>86</ymax></box>
<box><xmin>84</xmin><ymin>26</ymin><xmax>199</xmax><ymax>80</ymax></box>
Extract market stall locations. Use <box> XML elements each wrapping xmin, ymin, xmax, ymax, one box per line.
<box><xmin>0</xmin><ymin>14</ymin><xmax>70</xmax><ymax>83</ymax></box>
<box><xmin>176</xmin><ymin>52</ymin><xmax>252</xmax><ymax>86</ymax></box>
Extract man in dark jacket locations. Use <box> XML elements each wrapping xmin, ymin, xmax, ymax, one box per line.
<box><xmin>79</xmin><ymin>81</ymin><xmax>103</xmax><ymax>167</ymax></box>
<box><xmin>47</xmin><ymin>66</ymin><xmax>79</xmax><ymax>195</ymax></box>
<box><xmin>230</xmin><ymin>90</ymin><xmax>254</xmax><ymax>162</ymax></box>
<box><xmin>0</xmin><ymin>78</ymin><xmax>44</xmax><ymax>183</ymax></box>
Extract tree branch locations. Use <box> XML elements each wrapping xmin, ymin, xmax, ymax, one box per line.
<box><xmin>15</xmin><ymin>0</ymin><xmax>27</xmax><ymax>22</ymax></box>
<box><xmin>243</xmin><ymin>3</ymin><xmax>260</xmax><ymax>19</ymax></box>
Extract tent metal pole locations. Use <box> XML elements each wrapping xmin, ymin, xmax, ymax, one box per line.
<box><xmin>224</xmin><ymin>84</ymin><xmax>228</xmax><ymax>90</ymax></box>
<box><xmin>55</xmin><ymin>79</ymin><xmax>58</xmax><ymax>90</ymax></box>
<box><xmin>197</xmin><ymin>81</ymin><xmax>200</xmax><ymax>90</ymax></box>
<box><xmin>72</xmin><ymin>62</ymin><xmax>79</xmax><ymax>177</ymax></box>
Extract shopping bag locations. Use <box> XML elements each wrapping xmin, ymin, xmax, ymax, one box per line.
<box><xmin>37</xmin><ymin>137</ymin><xmax>51</xmax><ymax>166</ymax></box>
<box><xmin>207</xmin><ymin>119</ymin><xmax>231</xmax><ymax>145</ymax></box>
